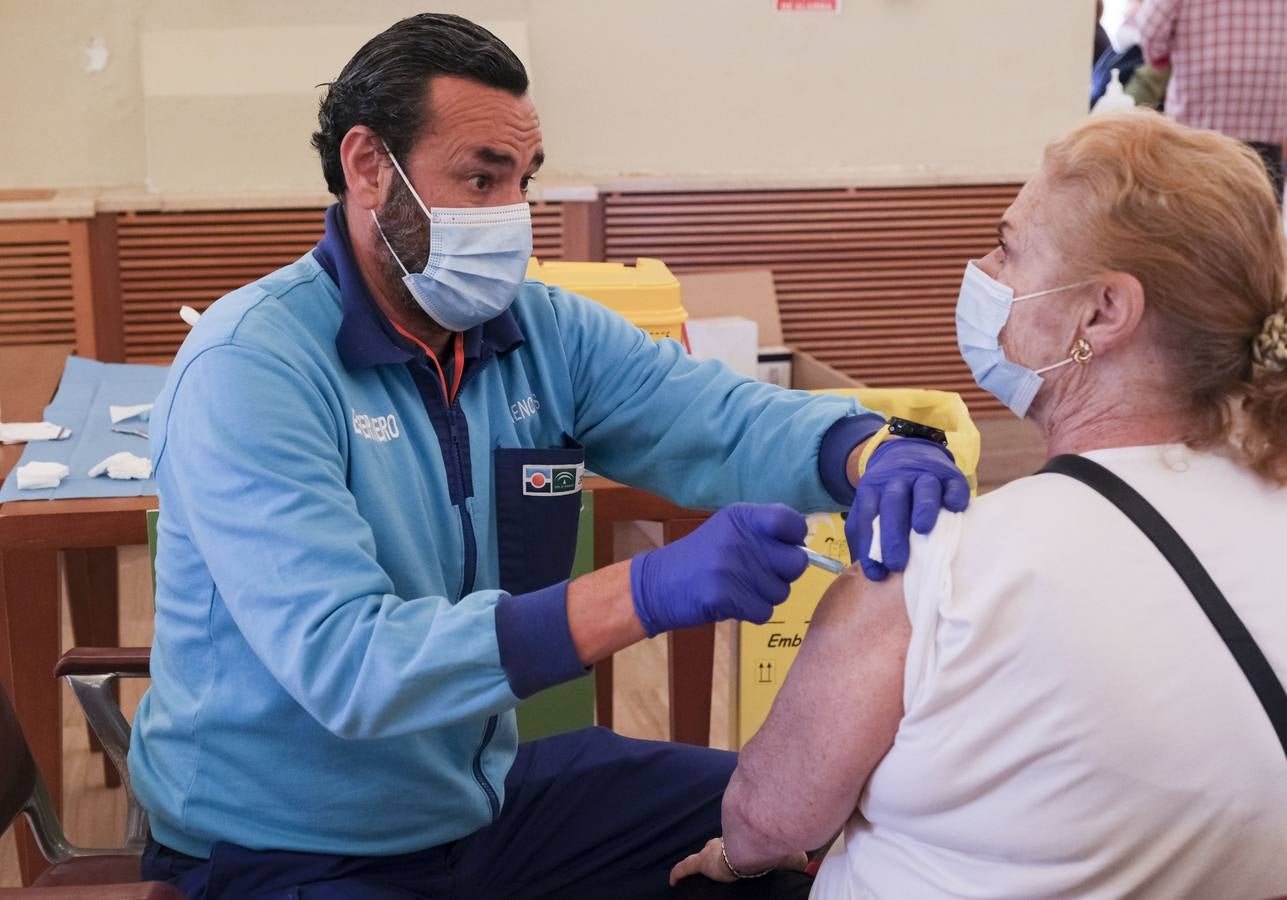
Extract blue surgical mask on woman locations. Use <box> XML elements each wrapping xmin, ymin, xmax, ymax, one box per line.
<box><xmin>955</xmin><ymin>261</ymin><xmax>1092</xmax><ymax>417</ymax></box>
<box><xmin>370</xmin><ymin>140</ymin><xmax>533</xmax><ymax>333</ymax></box>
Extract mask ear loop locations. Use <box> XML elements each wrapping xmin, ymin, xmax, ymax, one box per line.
<box><xmin>1034</xmin><ymin>337</ymin><xmax>1094</xmax><ymax>375</ymax></box>
<box><xmin>370</xmin><ymin>210</ymin><xmax>411</xmax><ymax>277</ymax></box>
<box><xmin>1021</xmin><ymin>278</ymin><xmax>1097</xmax><ymax>375</ymax></box>
<box><xmin>373</xmin><ymin>138</ymin><xmax>438</xmax><ymax>278</ymax></box>
<box><xmin>1012</xmin><ymin>279</ymin><xmax>1096</xmax><ymax>303</ymax></box>
<box><xmin>380</xmin><ymin>138</ymin><xmax>434</xmax><ymax>222</ymax></box>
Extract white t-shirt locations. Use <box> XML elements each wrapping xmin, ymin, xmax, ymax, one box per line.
<box><xmin>812</xmin><ymin>445</ymin><xmax>1287</xmax><ymax>899</ymax></box>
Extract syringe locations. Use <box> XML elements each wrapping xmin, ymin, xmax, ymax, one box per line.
<box><xmin>802</xmin><ymin>547</ymin><xmax>845</xmax><ymax>575</ymax></box>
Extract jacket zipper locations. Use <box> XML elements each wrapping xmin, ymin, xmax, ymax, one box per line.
<box><xmin>447</xmin><ymin>408</ymin><xmax>478</xmax><ymax>599</ymax></box>
<box><xmin>447</xmin><ymin>357</ymin><xmax>501</xmax><ymax>819</ymax></box>
<box><xmin>471</xmin><ymin>713</ymin><xmax>501</xmax><ymax>818</ymax></box>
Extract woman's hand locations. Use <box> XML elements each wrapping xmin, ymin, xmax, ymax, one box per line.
<box><xmin>668</xmin><ymin>837</ymin><xmax>807</xmax><ymax>886</ymax></box>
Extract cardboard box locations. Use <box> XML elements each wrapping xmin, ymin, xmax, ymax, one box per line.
<box><xmin>754</xmin><ymin>344</ymin><xmax>794</xmax><ymax>388</ymax></box>
<box><xmin>685</xmin><ymin>315</ymin><xmax>759</xmax><ymax>380</ymax></box>
<box><xmin>676</xmin><ymin>269</ymin><xmax>863</xmax><ymax>390</ymax></box>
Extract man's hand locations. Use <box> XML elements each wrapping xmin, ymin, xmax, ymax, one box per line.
<box><xmin>847</xmin><ymin>437</ymin><xmax>969</xmax><ymax>581</ymax></box>
<box><xmin>630</xmin><ymin>503</ymin><xmax>808</xmax><ymax>637</ymax></box>
<box><xmin>668</xmin><ymin>837</ymin><xmax>807</xmax><ymax>886</ymax></box>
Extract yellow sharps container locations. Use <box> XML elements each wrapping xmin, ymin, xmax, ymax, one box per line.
<box><xmin>526</xmin><ymin>257</ymin><xmax>688</xmax><ymax>343</ymax></box>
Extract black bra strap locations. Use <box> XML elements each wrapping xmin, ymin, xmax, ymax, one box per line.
<box><xmin>1040</xmin><ymin>454</ymin><xmax>1287</xmax><ymax>759</ymax></box>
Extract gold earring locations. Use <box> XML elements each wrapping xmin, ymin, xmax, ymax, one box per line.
<box><xmin>1071</xmin><ymin>338</ymin><xmax>1094</xmax><ymax>364</ymax></box>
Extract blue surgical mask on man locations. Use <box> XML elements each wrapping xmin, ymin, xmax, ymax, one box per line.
<box><xmin>955</xmin><ymin>261</ymin><xmax>1091</xmax><ymax>418</ymax></box>
<box><xmin>370</xmin><ymin>140</ymin><xmax>533</xmax><ymax>333</ymax></box>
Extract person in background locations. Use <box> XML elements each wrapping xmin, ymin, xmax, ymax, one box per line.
<box><xmin>1091</xmin><ymin>0</ymin><xmax>1145</xmax><ymax>107</ymax></box>
<box><xmin>1094</xmin><ymin>0</ymin><xmax>1112</xmax><ymax>63</ymax></box>
<box><xmin>1124</xmin><ymin>60</ymin><xmax>1170</xmax><ymax>110</ymax></box>
<box><xmin>1139</xmin><ymin>0</ymin><xmax>1287</xmax><ymax>204</ymax></box>
<box><xmin>1111</xmin><ymin>0</ymin><xmax>1172</xmax><ymax>111</ymax></box>
<box><xmin>669</xmin><ymin>111</ymin><xmax>1287</xmax><ymax>897</ymax></box>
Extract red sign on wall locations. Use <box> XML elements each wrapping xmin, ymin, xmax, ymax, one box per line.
<box><xmin>776</xmin><ymin>0</ymin><xmax>841</xmax><ymax>10</ymax></box>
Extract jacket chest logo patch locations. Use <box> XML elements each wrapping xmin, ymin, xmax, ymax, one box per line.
<box><xmin>523</xmin><ymin>463</ymin><xmax>584</xmax><ymax>496</ymax></box>
<box><xmin>511</xmin><ymin>394</ymin><xmax>541</xmax><ymax>422</ymax></box>
<box><xmin>352</xmin><ymin>409</ymin><xmax>401</xmax><ymax>443</ymax></box>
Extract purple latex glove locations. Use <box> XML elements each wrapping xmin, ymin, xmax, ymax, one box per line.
<box><xmin>630</xmin><ymin>503</ymin><xmax>808</xmax><ymax>637</ymax></box>
<box><xmin>847</xmin><ymin>437</ymin><xmax>970</xmax><ymax>581</ymax></box>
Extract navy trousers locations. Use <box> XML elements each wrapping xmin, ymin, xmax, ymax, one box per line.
<box><xmin>140</xmin><ymin>726</ymin><xmax>814</xmax><ymax>899</ymax></box>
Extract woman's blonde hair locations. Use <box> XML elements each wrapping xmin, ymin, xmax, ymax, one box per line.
<box><xmin>1041</xmin><ymin>111</ymin><xmax>1287</xmax><ymax>484</ymax></box>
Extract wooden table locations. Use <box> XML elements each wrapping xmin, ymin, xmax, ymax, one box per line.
<box><xmin>0</xmin><ymin>344</ymin><xmax>158</xmax><ymax>883</ymax></box>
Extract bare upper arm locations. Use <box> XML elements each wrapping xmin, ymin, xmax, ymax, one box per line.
<box><xmin>726</xmin><ymin>568</ymin><xmax>911</xmax><ymax>851</ymax></box>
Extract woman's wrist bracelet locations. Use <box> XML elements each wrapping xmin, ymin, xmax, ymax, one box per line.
<box><xmin>720</xmin><ymin>837</ymin><xmax>773</xmax><ymax>879</ymax></box>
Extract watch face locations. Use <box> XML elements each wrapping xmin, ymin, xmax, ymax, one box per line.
<box><xmin>890</xmin><ymin>417</ymin><xmax>947</xmax><ymax>445</ymax></box>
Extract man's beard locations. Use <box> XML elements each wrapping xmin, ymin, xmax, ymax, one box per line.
<box><xmin>373</xmin><ymin>175</ymin><xmax>432</xmax><ymax>319</ymax></box>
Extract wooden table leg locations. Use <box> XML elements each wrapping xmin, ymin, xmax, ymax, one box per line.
<box><xmin>663</xmin><ymin>518</ymin><xmax>715</xmax><ymax>747</ymax></box>
<box><xmin>592</xmin><ymin>510</ymin><xmax>615</xmax><ymax>730</ymax></box>
<box><xmin>586</xmin><ymin>482</ymin><xmax>716</xmax><ymax>739</ymax></box>
<box><xmin>64</xmin><ymin>547</ymin><xmax>121</xmax><ymax>788</ymax></box>
<box><xmin>668</xmin><ymin>623</ymin><xmax>716</xmax><ymax>747</ymax></box>
<box><xmin>0</xmin><ymin>548</ymin><xmax>60</xmax><ymax>885</ymax></box>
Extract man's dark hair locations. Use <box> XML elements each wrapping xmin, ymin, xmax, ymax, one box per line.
<box><xmin>311</xmin><ymin>14</ymin><xmax>529</xmax><ymax>198</ymax></box>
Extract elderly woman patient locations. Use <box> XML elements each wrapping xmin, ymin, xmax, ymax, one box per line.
<box><xmin>671</xmin><ymin>112</ymin><xmax>1287</xmax><ymax>897</ymax></box>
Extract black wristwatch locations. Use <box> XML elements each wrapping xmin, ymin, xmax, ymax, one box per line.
<box><xmin>887</xmin><ymin>416</ymin><xmax>948</xmax><ymax>447</ymax></box>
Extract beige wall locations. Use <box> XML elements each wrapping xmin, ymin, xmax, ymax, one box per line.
<box><xmin>0</xmin><ymin>0</ymin><xmax>1093</xmax><ymax>193</ymax></box>
<box><xmin>530</xmin><ymin>0</ymin><xmax>1090</xmax><ymax>184</ymax></box>
<box><xmin>1</xmin><ymin>0</ymin><xmax>148</xmax><ymax>190</ymax></box>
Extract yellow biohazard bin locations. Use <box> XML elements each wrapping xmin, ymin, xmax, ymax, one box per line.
<box><xmin>733</xmin><ymin>388</ymin><xmax>981</xmax><ymax>747</ymax></box>
<box><xmin>526</xmin><ymin>257</ymin><xmax>688</xmax><ymax>343</ymax></box>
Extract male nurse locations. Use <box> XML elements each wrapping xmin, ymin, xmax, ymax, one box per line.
<box><xmin>129</xmin><ymin>14</ymin><xmax>968</xmax><ymax>898</ymax></box>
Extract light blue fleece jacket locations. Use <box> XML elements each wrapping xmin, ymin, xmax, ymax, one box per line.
<box><xmin>128</xmin><ymin>211</ymin><xmax>878</xmax><ymax>858</ymax></box>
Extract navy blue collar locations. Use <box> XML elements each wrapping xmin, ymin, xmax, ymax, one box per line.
<box><xmin>314</xmin><ymin>203</ymin><xmax>524</xmax><ymax>371</ymax></box>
